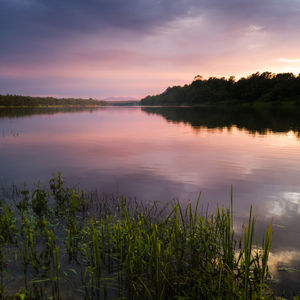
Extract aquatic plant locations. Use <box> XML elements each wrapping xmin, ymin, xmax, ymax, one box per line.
<box><xmin>0</xmin><ymin>173</ymin><xmax>274</xmax><ymax>299</ymax></box>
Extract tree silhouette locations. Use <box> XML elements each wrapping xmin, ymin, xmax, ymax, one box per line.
<box><xmin>141</xmin><ymin>72</ymin><xmax>300</xmax><ymax>106</ymax></box>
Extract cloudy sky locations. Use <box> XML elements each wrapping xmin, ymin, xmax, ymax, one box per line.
<box><xmin>1</xmin><ymin>0</ymin><xmax>300</xmax><ymax>98</ymax></box>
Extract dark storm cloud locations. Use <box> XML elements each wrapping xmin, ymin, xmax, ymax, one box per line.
<box><xmin>1</xmin><ymin>0</ymin><xmax>299</xmax><ymax>62</ymax></box>
<box><xmin>1</xmin><ymin>1</ymin><xmax>298</xmax><ymax>40</ymax></box>
<box><xmin>0</xmin><ymin>0</ymin><xmax>203</xmax><ymax>64</ymax></box>
<box><xmin>0</xmin><ymin>0</ymin><xmax>198</xmax><ymax>47</ymax></box>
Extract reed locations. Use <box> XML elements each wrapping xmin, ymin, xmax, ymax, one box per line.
<box><xmin>0</xmin><ymin>173</ymin><xmax>274</xmax><ymax>299</ymax></box>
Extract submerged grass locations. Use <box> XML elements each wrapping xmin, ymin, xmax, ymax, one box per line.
<box><xmin>0</xmin><ymin>173</ymin><xmax>274</xmax><ymax>299</ymax></box>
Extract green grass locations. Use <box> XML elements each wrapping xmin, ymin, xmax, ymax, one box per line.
<box><xmin>0</xmin><ymin>173</ymin><xmax>274</xmax><ymax>299</ymax></box>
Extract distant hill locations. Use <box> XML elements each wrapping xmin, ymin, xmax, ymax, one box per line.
<box><xmin>141</xmin><ymin>72</ymin><xmax>300</xmax><ymax>107</ymax></box>
<box><xmin>102</xmin><ymin>96</ymin><xmax>138</xmax><ymax>102</ymax></box>
<box><xmin>109</xmin><ymin>100</ymin><xmax>141</xmax><ymax>106</ymax></box>
<box><xmin>96</xmin><ymin>96</ymin><xmax>140</xmax><ymax>106</ymax></box>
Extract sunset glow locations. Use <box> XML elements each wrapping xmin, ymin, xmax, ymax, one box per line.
<box><xmin>1</xmin><ymin>0</ymin><xmax>300</xmax><ymax>98</ymax></box>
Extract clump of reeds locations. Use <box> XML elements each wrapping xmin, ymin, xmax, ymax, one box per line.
<box><xmin>0</xmin><ymin>173</ymin><xmax>274</xmax><ymax>299</ymax></box>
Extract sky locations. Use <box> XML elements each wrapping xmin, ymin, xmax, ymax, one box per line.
<box><xmin>1</xmin><ymin>0</ymin><xmax>300</xmax><ymax>99</ymax></box>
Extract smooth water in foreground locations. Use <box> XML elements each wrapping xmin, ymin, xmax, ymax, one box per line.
<box><xmin>1</xmin><ymin>106</ymin><xmax>300</xmax><ymax>297</ymax></box>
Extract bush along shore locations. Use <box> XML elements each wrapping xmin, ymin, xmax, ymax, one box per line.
<box><xmin>0</xmin><ymin>173</ymin><xmax>273</xmax><ymax>299</ymax></box>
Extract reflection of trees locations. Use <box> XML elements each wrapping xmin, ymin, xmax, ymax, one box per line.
<box><xmin>0</xmin><ymin>107</ymin><xmax>105</xmax><ymax>119</ymax></box>
<box><xmin>142</xmin><ymin>107</ymin><xmax>300</xmax><ymax>137</ymax></box>
<box><xmin>1</xmin><ymin>129</ymin><xmax>20</xmax><ymax>138</ymax></box>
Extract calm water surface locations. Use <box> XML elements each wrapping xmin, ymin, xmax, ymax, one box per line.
<box><xmin>1</xmin><ymin>106</ymin><xmax>300</xmax><ymax>296</ymax></box>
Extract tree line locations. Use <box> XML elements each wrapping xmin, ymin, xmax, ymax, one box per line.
<box><xmin>141</xmin><ymin>72</ymin><xmax>300</xmax><ymax>106</ymax></box>
<box><xmin>0</xmin><ymin>94</ymin><xmax>107</xmax><ymax>107</ymax></box>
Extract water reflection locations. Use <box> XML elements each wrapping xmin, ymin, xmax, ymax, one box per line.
<box><xmin>0</xmin><ymin>107</ymin><xmax>101</xmax><ymax>119</ymax></box>
<box><xmin>0</xmin><ymin>106</ymin><xmax>300</xmax><ymax>296</ymax></box>
<box><xmin>1</xmin><ymin>129</ymin><xmax>20</xmax><ymax>138</ymax></box>
<box><xmin>269</xmin><ymin>250</ymin><xmax>300</xmax><ymax>297</ymax></box>
<box><xmin>142</xmin><ymin>106</ymin><xmax>300</xmax><ymax>137</ymax></box>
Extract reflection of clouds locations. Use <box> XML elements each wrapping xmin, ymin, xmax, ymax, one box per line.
<box><xmin>1</xmin><ymin>108</ymin><xmax>300</xmax><ymax>250</ymax></box>
<box><xmin>1</xmin><ymin>107</ymin><xmax>300</xmax><ymax>295</ymax></box>
<box><xmin>268</xmin><ymin>250</ymin><xmax>300</xmax><ymax>277</ymax></box>
<box><xmin>254</xmin><ymin>192</ymin><xmax>300</xmax><ymax>253</ymax></box>
<box><xmin>284</xmin><ymin>192</ymin><xmax>300</xmax><ymax>205</ymax></box>
<box><xmin>270</xmin><ymin>192</ymin><xmax>300</xmax><ymax>216</ymax></box>
<box><xmin>2</xmin><ymin>108</ymin><xmax>300</xmax><ymax>211</ymax></box>
<box><xmin>270</xmin><ymin>201</ymin><xmax>285</xmax><ymax>216</ymax></box>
